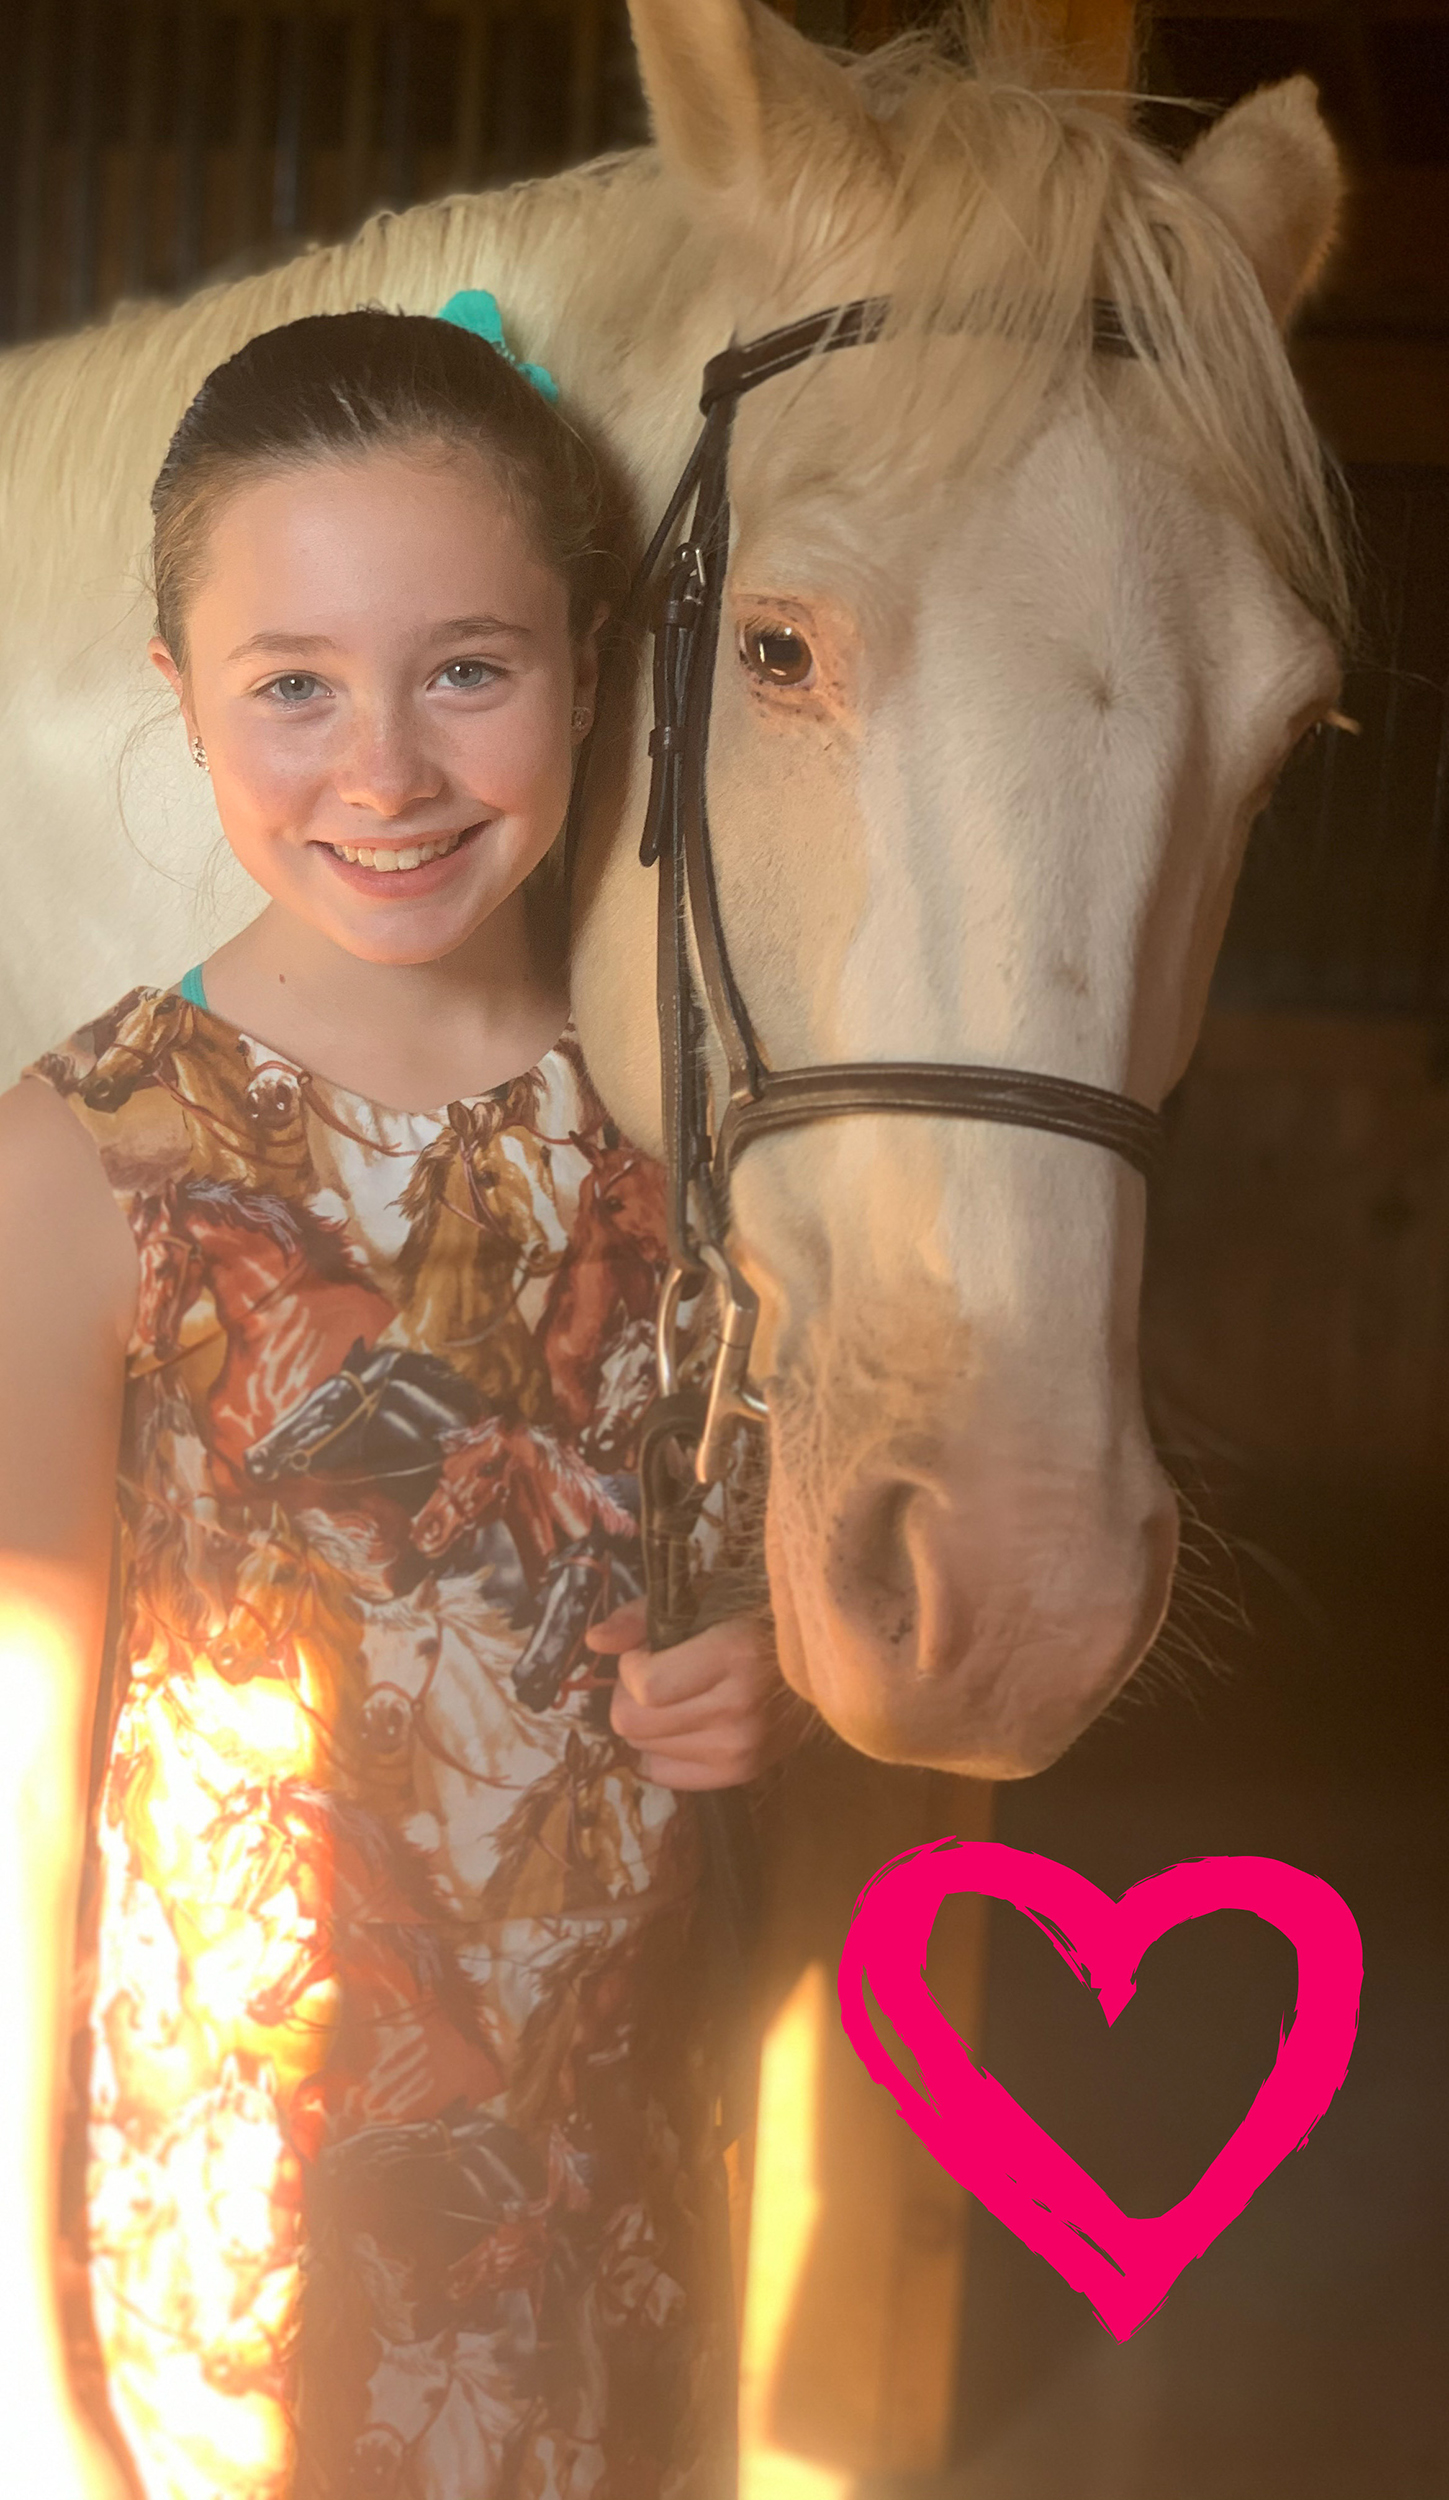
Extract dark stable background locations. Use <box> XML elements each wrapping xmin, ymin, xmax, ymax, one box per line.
<box><xmin>2</xmin><ymin>5</ymin><xmax>1448</xmax><ymax>2495</ymax></box>
<box><xmin>880</xmin><ymin>1470</ymin><xmax>1449</xmax><ymax>2500</ymax></box>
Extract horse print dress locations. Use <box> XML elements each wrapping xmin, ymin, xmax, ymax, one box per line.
<box><xmin>26</xmin><ymin>986</ymin><xmax>734</xmax><ymax>2500</ymax></box>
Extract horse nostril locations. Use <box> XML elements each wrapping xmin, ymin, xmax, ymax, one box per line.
<box><xmin>827</xmin><ymin>1472</ymin><xmax>974</xmax><ymax>1679</ymax></box>
<box><xmin>361</xmin><ymin>1689</ymin><xmax>413</xmax><ymax>1755</ymax></box>
<box><xmin>350</xmin><ymin>2428</ymin><xmax>405</xmax><ymax>2499</ymax></box>
<box><xmin>830</xmin><ymin>1479</ymin><xmax>920</xmax><ymax>1654</ymax></box>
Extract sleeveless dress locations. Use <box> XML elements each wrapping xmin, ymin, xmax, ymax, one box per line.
<box><xmin>24</xmin><ymin>982</ymin><xmax>735</xmax><ymax>2500</ymax></box>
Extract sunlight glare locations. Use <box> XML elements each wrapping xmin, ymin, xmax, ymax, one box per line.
<box><xmin>740</xmin><ymin>1959</ymin><xmax>855</xmax><ymax>2500</ymax></box>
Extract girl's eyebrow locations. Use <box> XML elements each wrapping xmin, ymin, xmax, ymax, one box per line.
<box><xmin>432</xmin><ymin>614</ymin><xmax>533</xmax><ymax>644</ymax></box>
<box><xmin>225</xmin><ymin>615</ymin><xmax>533</xmax><ymax>665</ymax></box>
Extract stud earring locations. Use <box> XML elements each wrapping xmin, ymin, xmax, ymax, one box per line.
<box><xmin>192</xmin><ymin>736</ymin><xmax>208</xmax><ymax>771</ymax></box>
<box><xmin>571</xmin><ymin>708</ymin><xmax>591</xmax><ymax>734</ymax></box>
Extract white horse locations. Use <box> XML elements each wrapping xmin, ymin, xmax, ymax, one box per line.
<box><xmin>0</xmin><ymin>2</ymin><xmax>1345</xmax><ymax>1774</ymax></box>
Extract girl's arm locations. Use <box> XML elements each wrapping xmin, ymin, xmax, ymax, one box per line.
<box><xmin>0</xmin><ymin>1080</ymin><xmax>137</xmax><ymax>2495</ymax></box>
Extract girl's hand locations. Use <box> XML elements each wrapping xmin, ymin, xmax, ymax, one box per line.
<box><xmin>583</xmin><ymin>1600</ymin><xmax>808</xmax><ymax>1789</ymax></box>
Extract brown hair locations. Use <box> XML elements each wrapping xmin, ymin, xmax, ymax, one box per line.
<box><xmin>150</xmin><ymin>307</ymin><xmax>611</xmax><ymax>666</ymax></box>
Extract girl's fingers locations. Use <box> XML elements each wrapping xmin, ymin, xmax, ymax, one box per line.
<box><xmin>638</xmin><ymin>1753</ymin><xmax>756</xmax><ymax>1792</ymax></box>
<box><xmin>594</xmin><ymin>1610</ymin><xmax>795</xmax><ymax>1785</ymax></box>
<box><xmin>583</xmin><ymin>1596</ymin><xmax>648</xmax><ymax>1654</ymax></box>
<box><xmin>614</xmin><ymin>1615</ymin><xmax>775</xmax><ymax>1710</ymax></box>
<box><xmin>609</xmin><ymin>1682</ymin><xmax>742</xmax><ymax>1745</ymax></box>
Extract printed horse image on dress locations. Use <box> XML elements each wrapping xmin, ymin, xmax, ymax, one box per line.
<box><xmin>539</xmin><ymin>1134</ymin><xmax>669</xmax><ymax>1438</ymax></box>
<box><xmin>131</xmin><ymin>1175</ymin><xmax>396</xmax><ymax>1492</ymax></box>
<box><xmin>33</xmin><ymin>986</ymin><xmax>317</xmax><ymax>1195</ymax></box>
<box><xmin>385</xmin><ymin>1082</ymin><xmax>558</xmax><ymax>1416</ymax></box>
<box><xmin>244</xmin><ymin>1342</ymin><xmax>483</xmax><ymax>1515</ymax></box>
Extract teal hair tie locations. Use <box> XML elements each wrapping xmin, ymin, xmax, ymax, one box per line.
<box><xmin>435</xmin><ymin>289</ymin><xmax>560</xmax><ymax>403</ymax></box>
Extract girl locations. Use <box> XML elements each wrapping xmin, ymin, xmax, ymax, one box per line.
<box><xmin>0</xmin><ymin>307</ymin><xmax>791</xmax><ymax>2500</ymax></box>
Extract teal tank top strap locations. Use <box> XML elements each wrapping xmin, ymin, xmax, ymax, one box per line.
<box><xmin>178</xmin><ymin>964</ymin><xmax>208</xmax><ymax>1010</ymax></box>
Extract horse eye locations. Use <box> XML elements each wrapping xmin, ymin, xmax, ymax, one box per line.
<box><xmin>740</xmin><ymin>623</ymin><xmax>815</xmax><ymax>688</ymax></box>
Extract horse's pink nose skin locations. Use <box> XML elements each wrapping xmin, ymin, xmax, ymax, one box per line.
<box><xmin>778</xmin><ymin>1443</ymin><xmax>1179</xmax><ymax>1777</ymax></box>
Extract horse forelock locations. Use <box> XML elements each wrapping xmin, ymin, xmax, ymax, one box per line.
<box><xmin>685</xmin><ymin>15</ymin><xmax>1345</xmax><ymax>640</ymax></box>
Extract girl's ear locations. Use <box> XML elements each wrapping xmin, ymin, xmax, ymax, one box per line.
<box><xmin>149</xmin><ymin>636</ymin><xmax>196</xmax><ymax>737</ymax></box>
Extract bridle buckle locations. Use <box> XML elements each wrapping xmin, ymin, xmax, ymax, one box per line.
<box><xmin>694</xmin><ymin>1243</ymin><xmax>769</xmax><ymax>1486</ymax></box>
<box><xmin>654</xmin><ymin>1245</ymin><xmax>768</xmax><ymax>1489</ymax></box>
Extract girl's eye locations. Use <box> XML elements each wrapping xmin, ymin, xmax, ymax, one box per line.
<box><xmin>266</xmin><ymin>673</ymin><xmax>326</xmax><ymax>706</ymax></box>
<box><xmin>740</xmin><ymin>622</ymin><xmax>815</xmax><ymax>688</ymax></box>
<box><xmin>437</xmin><ymin>659</ymin><xmax>499</xmax><ymax>692</ymax></box>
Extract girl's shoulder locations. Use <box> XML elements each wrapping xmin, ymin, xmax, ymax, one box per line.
<box><xmin>18</xmin><ymin>983</ymin><xmax>204</xmax><ymax>1197</ymax></box>
<box><xmin>0</xmin><ymin>1045</ymin><xmax>142</xmax><ymax>1352</ymax></box>
<box><xmin>24</xmin><ymin>983</ymin><xmax>175</xmax><ymax>1097</ymax></box>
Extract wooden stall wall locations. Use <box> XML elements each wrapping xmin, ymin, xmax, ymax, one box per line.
<box><xmin>1141</xmin><ymin>15</ymin><xmax>1449</xmax><ymax>1498</ymax></box>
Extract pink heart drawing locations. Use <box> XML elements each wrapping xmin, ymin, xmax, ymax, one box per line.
<box><xmin>837</xmin><ymin>1841</ymin><xmax>1363</xmax><ymax>2340</ymax></box>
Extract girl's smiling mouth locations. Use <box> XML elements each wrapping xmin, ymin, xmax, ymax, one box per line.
<box><xmin>318</xmin><ymin>817</ymin><xmax>488</xmax><ymax>892</ymax></box>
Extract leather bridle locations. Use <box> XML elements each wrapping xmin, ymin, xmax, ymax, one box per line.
<box><xmin>611</xmin><ymin>298</ymin><xmax>1163</xmax><ymax>2136</ymax></box>
<box><xmin>630</xmin><ymin>292</ymin><xmax>1162</xmax><ymax>1538</ymax></box>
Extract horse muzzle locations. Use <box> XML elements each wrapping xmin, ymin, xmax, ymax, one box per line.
<box><xmin>765</xmin><ymin>1420</ymin><xmax>1179</xmax><ymax>1777</ymax></box>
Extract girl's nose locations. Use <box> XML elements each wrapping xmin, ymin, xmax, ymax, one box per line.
<box><xmin>333</xmin><ymin>706</ymin><xmax>445</xmax><ymax>818</ymax></box>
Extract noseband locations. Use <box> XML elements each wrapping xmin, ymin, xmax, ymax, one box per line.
<box><xmin>632</xmin><ymin>293</ymin><xmax>1161</xmax><ymax>1505</ymax></box>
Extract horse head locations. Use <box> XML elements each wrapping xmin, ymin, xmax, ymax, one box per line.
<box><xmin>570</xmin><ymin>1132</ymin><xmax>670</xmax><ymax>1266</ymax></box>
<box><xmin>572</xmin><ymin>4</ymin><xmax>1347</xmax><ymax>1773</ymax></box>
<box><xmin>411</xmin><ymin>1418</ymin><xmax>514</xmax><ymax>1559</ymax></box>
<box><xmin>80</xmin><ymin>988</ymin><xmax>189</xmax><ymax>1112</ymax></box>
<box><xmin>244</xmin><ymin>1338</ymin><xmax>373</xmax><ymax>1484</ymax></box>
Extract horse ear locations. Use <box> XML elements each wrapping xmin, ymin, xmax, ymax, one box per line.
<box><xmin>1182</xmin><ymin>77</ymin><xmax>1342</xmax><ymax>330</ymax></box>
<box><xmin>627</xmin><ymin>0</ymin><xmax>881</xmax><ymax>205</ymax></box>
<box><xmin>346</xmin><ymin>1337</ymin><xmax>367</xmax><ymax>1368</ymax></box>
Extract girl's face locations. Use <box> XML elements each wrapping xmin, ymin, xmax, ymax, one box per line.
<box><xmin>152</xmin><ymin>442</ymin><xmax>596</xmax><ymax>966</ymax></box>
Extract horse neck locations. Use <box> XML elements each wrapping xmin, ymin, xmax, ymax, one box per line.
<box><xmin>500</xmin><ymin>1440</ymin><xmax>558</xmax><ymax>1574</ymax></box>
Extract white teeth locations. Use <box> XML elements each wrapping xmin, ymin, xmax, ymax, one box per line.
<box><xmin>333</xmin><ymin>833</ymin><xmax>464</xmax><ymax>871</ymax></box>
